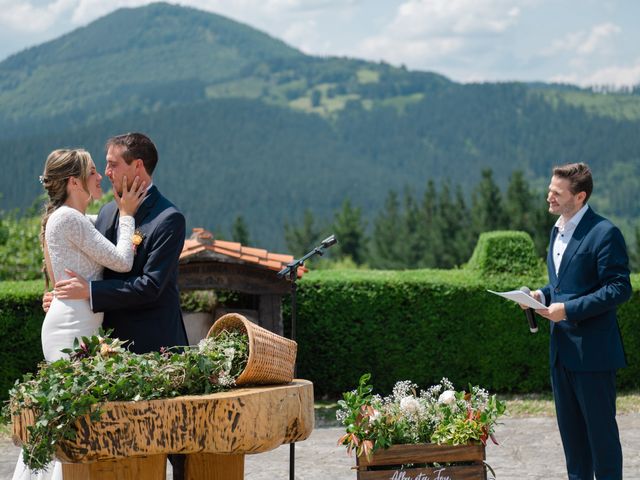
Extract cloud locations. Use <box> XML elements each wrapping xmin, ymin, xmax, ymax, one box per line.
<box><xmin>0</xmin><ymin>0</ymin><xmax>77</xmax><ymax>32</ymax></box>
<box><xmin>543</xmin><ymin>22</ymin><xmax>621</xmax><ymax>57</ymax></box>
<box><xmin>354</xmin><ymin>0</ymin><xmax>525</xmax><ymax>68</ymax></box>
<box><xmin>550</xmin><ymin>61</ymin><xmax>640</xmax><ymax>88</ymax></box>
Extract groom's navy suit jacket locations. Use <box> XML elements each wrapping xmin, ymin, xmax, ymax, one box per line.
<box><xmin>92</xmin><ymin>186</ymin><xmax>188</xmax><ymax>353</ymax></box>
<box><xmin>540</xmin><ymin>207</ymin><xmax>631</xmax><ymax>372</ymax></box>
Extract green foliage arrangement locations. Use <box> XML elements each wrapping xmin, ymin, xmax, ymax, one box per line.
<box><xmin>2</xmin><ymin>330</ymin><xmax>248</xmax><ymax>472</ymax></box>
<box><xmin>337</xmin><ymin>374</ymin><xmax>506</xmax><ymax>458</ymax></box>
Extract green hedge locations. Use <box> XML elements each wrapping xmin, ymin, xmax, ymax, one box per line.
<box><xmin>2</xmin><ymin>231</ymin><xmax>639</xmax><ymax>400</ymax></box>
<box><xmin>0</xmin><ymin>280</ymin><xmax>46</xmax><ymax>399</ymax></box>
<box><xmin>294</xmin><ymin>270</ymin><xmax>640</xmax><ymax>397</ymax></box>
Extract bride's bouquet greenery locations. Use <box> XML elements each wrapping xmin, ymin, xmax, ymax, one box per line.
<box><xmin>1</xmin><ymin>330</ymin><xmax>248</xmax><ymax>472</ymax></box>
<box><xmin>337</xmin><ymin>374</ymin><xmax>506</xmax><ymax>459</ymax></box>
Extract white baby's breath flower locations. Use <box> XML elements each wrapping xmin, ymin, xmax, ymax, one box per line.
<box><xmin>438</xmin><ymin>390</ymin><xmax>456</xmax><ymax>405</ymax></box>
<box><xmin>393</xmin><ymin>380</ymin><xmax>418</xmax><ymax>402</ymax></box>
<box><xmin>197</xmin><ymin>337</ymin><xmax>212</xmax><ymax>353</ymax></box>
<box><xmin>336</xmin><ymin>409</ymin><xmax>348</xmax><ymax>424</ymax></box>
<box><xmin>218</xmin><ymin>372</ymin><xmax>235</xmax><ymax>387</ymax></box>
<box><xmin>440</xmin><ymin>377</ymin><xmax>454</xmax><ymax>391</ymax></box>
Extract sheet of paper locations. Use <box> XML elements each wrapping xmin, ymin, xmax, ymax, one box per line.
<box><xmin>487</xmin><ymin>289</ymin><xmax>547</xmax><ymax>310</ymax></box>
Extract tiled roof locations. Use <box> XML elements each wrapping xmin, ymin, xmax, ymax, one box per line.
<box><xmin>180</xmin><ymin>228</ymin><xmax>306</xmax><ymax>278</ymax></box>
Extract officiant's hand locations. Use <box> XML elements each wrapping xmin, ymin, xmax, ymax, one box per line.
<box><xmin>536</xmin><ymin>302</ymin><xmax>566</xmax><ymax>323</ymax></box>
<box><xmin>518</xmin><ymin>289</ymin><xmax>541</xmax><ymax>310</ymax></box>
<box><xmin>54</xmin><ymin>269</ymin><xmax>89</xmax><ymax>300</ymax></box>
<box><xmin>42</xmin><ymin>291</ymin><xmax>53</xmax><ymax>312</ymax></box>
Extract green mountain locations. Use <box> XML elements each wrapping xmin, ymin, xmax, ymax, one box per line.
<box><xmin>1</xmin><ymin>2</ymin><xmax>639</xmax><ymax>249</ymax></box>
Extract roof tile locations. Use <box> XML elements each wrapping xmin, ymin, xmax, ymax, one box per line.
<box><xmin>180</xmin><ymin>228</ymin><xmax>306</xmax><ymax>277</ymax></box>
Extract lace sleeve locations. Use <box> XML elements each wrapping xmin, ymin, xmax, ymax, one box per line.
<box><xmin>66</xmin><ymin>209</ymin><xmax>135</xmax><ymax>272</ymax></box>
<box><xmin>86</xmin><ymin>214</ymin><xmax>98</xmax><ymax>225</ymax></box>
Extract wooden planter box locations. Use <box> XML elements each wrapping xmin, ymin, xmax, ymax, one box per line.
<box><xmin>356</xmin><ymin>443</ymin><xmax>487</xmax><ymax>480</ymax></box>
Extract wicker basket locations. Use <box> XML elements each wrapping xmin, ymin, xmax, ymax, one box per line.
<box><xmin>207</xmin><ymin>313</ymin><xmax>297</xmax><ymax>385</ymax></box>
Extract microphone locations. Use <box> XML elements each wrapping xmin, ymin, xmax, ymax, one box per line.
<box><xmin>320</xmin><ymin>235</ymin><xmax>337</xmax><ymax>249</ymax></box>
<box><xmin>520</xmin><ymin>286</ymin><xmax>538</xmax><ymax>334</ymax></box>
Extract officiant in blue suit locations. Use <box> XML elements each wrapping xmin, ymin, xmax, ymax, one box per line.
<box><xmin>528</xmin><ymin>162</ymin><xmax>631</xmax><ymax>480</ymax></box>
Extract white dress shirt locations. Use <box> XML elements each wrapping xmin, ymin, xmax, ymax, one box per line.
<box><xmin>537</xmin><ymin>204</ymin><xmax>590</xmax><ymax>306</ymax></box>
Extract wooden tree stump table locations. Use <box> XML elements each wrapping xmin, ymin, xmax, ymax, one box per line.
<box><xmin>13</xmin><ymin>379</ymin><xmax>314</xmax><ymax>480</ymax></box>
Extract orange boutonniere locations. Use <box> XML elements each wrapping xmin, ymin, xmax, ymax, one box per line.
<box><xmin>132</xmin><ymin>229</ymin><xmax>145</xmax><ymax>253</ymax></box>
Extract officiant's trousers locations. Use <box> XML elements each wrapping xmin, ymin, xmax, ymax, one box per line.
<box><xmin>551</xmin><ymin>361</ymin><xmax>622</xmax><ymax>480</ymax></box>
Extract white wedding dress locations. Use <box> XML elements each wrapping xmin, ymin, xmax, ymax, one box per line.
<box><xmin>12</xmin><ymin>205</ymin><xmax>135</xmax><ymax>480</ymax></box>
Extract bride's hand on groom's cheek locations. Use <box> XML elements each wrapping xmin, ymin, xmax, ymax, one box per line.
<box><xmin>54</xmin><ymin>269</ymin><xmax>89</xmax><ymax>300</ymax></box>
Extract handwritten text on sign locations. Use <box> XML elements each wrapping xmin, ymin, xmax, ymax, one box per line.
<box><xmin>390</xmin><ymin>468</ymin><xmax>451</xmax><ymax>480</ymax></box>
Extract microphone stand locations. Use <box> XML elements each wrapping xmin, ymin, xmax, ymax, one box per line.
<box><xmin>277</xmin><ymin>235</ymin><xmax>337</xmax><ymax>480</ymax></box>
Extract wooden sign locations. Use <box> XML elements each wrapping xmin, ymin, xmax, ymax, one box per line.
<box><xmin>356</xmin><ymin>443</ymin><xmax>487</xmax><ymax>480</ymax></box>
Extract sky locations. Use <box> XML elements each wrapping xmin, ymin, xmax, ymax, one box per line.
<box><xmin>1</xmin><ymin>0</ymin><xmax>639</xmax><ymax>87</ymax></box>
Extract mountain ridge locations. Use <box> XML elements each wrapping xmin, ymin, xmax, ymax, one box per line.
<box><xmin>1</xmin><ymin>2</ymin><xmax>639</xmax><ymax>249</ymax></box>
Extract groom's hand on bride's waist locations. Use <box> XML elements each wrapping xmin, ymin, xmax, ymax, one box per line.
<box><xmin>42</xmin><ymin>291</ymin><xmax>53</xmax><ymax>312</ymax></box>
<box><xmin>54</xmin><ymin>269</ymin><xmax>89</xmax><ymax>301</ymax></box>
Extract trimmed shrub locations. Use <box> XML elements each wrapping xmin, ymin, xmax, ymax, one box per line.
<box><xmin>467</xmin><ymin>231</ymin><xmax>544</xmax><ymax>278</ymax></box>
<box><xmin>0</xmin><ymin>280</ymin><xmax>45</xmax><ymax>399</ymax></box>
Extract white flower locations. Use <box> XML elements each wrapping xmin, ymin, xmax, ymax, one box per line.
<box><xmin>217</xmin><ymin>372</ymin><xmax>235</xmax><ymax>387</ymax></box>
<box><xmin>400</xmin><ymin>396</ymin><xmax>421</xmax><ymax>415</ymax></box>
<box><xmin>197</xmin><ymin>337</ymin><xmax>213</xmax><ymax>353</ymax></box>
<box><xmin>393</xmin><ymin>380</ymin><xmax>418</xmax><ymax>402</ymax></box>
<box><xmin>370</xmin><ymin>409</ymin><xmax>382</xmax><ymax>421</ymax></box>
<box><xmin>438</xmin><ymin>390</ymin><xmax>456</xmax><ymax>405</ymax></box>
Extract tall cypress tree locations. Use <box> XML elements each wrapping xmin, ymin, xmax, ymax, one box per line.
<box><xmin>231</xmin><ymin>215</ymin><xmax>251</xmax><ymax>245</ymax></box>
<box><xmin>284</xmin><ymin>209</ymin><xmax>322</xmax><ymax>258</ymax></box>
<box><xmin>453</xmin><ymin>184</ymin><xmax>474</xmax><ymax>266</ymax></box>
<box><xmin>505</xmin><ymin>170</ymin><xmax>535</xmax><ymax>232</ymax></box>
<box><xmin>399</xmin><ymin>188</ymin><xmax>423</xmax><ymax>268</ymax></box>
<box><xmin>370</xmin><ymin>190</ymin><xmax>404</xmax><ymax>269</ymax></box>
<box><xmin>416</xmin><ymin>180</ymin><xmax>442</xmax><ymax>268</ymax></box>
<box><xmin>471</xmin><ymin>168</ymin><xmax>508</xmax><ymax>236</ymax></box>
<box><xmin>332</xmin><ymin>198</ymin><xmax>368</xmax><ymax>264</ymax></box>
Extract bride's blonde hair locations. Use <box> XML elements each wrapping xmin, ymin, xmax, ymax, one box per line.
<box><xmin>39</xmin><ymin>149</ymin><xmax>93</xmax><ymax>288</ymax></box>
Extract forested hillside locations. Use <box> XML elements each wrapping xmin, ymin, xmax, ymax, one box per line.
<box><xmin>1</xmin><ymin>2</ymin><xmax>639</xmax><ymax>251</ymax></box>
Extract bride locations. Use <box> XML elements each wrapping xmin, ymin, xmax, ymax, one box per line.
<box><xmin>12</xmin><ymin>148</ymin><xmax>146</xmax><ymax>480</ymax></box>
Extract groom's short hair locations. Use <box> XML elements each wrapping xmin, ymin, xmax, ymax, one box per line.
<box><xmin>553</xmin><ymin>162</ymin><xmax>593</xmax><ymax>203</ymax></box>
<box><xmin>106</xmin><ymin>132</ymin><xmax>158</xmax><ymax>175</ymax></box>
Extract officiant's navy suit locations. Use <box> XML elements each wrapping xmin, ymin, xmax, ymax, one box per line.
<box><xmin>91</xmin><ymin>185</ymin><xmax>188</xmax><ymax>353</ymax></box>
<box><xmin>540</xmin><ymin>206</ymin><xmax>631</xmax><ymax>480</ymax></box>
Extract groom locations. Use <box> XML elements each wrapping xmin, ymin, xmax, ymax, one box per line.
<box><xmin>51</xmin><ymin>132</ymin><xmax>188</xmax><ymax>478</ymax></box>
<box><xmin>53</xmin><ymin>132</ymin><xmax>188</xmax><ymax>352</ymax></box>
